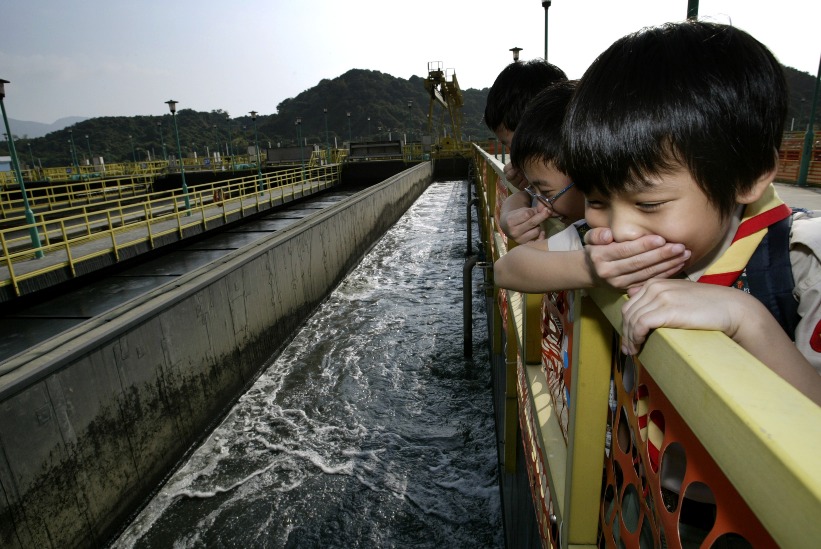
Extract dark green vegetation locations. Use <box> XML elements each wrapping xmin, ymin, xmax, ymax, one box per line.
<box><xmin>2</xmin><ymin>65</ymin><xmax>817</xmax><ymax>169</ymax></box>
<box><xmin>4</xmin><ymin>69</ymin><xmax>491</xmax><ymax>169</ymax></box>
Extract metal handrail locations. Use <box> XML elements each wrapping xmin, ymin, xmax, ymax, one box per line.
<box><xmin>0</xmin><ymin>163</ymin><xmax>341</xmax><ymax>296</ymax></box>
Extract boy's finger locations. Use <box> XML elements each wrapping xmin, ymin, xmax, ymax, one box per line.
<box><xmin>584</xmin><ymin>227</ymin><xmax>613</xmax><ymax>246</ymax></box>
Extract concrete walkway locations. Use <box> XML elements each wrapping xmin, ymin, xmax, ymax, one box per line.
<box><xmin>774</xmin><ymin>182</ymin><xmax>821</xmax><ymax>210</ymax></box>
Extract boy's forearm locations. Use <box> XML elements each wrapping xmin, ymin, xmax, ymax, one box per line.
<box><xmin>494</xmin><ymin>247</ymin><xmax>595</xmax><ymax>293</ymax></box>
<box><xmin>731</xmin><ymin>303</ymin><xmax>821</xmax><ymax>406</ymax></box>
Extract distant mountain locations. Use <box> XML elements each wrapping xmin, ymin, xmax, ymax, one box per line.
<box><xmin>7</xmin><ymin>116</ymin><xmax>89</xmax><ymax>139</ymax></box>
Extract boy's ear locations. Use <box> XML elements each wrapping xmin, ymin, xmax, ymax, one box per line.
<box><xmin>736</xmin><ymin>158</ymin><xmax>778</xmax><ymax>205</ymax></box>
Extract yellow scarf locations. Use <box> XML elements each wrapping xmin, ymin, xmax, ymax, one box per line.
<box><xmin>698</xmin><ymin>185</ymin><xmax>792</xmax><ymax>286</ymax></box>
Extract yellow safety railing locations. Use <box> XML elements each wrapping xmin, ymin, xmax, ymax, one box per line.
<box><xmin>0</xmin><ymin>175</ymin><xmax>154</xmax><ymax>219</ymax></box>
<box><xmin>0</xmin><ymin>162</ymin><xmax>342</xmax><ymax>297</ymax></box>
<box><xmin>472</xmin><ymin>144</ymin><xmax>821</xmax><ymax>549</ymax></box>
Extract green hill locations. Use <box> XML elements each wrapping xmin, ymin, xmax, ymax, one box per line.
<box><xmin>5</xmin><ymin>68</ymin><xmax>491</xmax><ymax>169</ymax></box>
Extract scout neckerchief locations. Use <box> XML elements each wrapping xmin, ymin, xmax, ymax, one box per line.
<box><xmin>697</xmin><ymin>184</ymin><xmax>792</xmax><ymax>287</ymax></box>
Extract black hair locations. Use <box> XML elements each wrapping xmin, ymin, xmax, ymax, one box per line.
<box><xmin>562</xmin><ymin>21</ymin><xmax>787</xmax><ymax>217</ymax></box>
<box><xmin>484</xmin><ymin>59</ymin><xmax>567</xmax><ymax>133</ymax></box>
<box><xmin>510</xmin><ymin>80</ymin><xmax>576</xmax><ymax>172</ymax></box>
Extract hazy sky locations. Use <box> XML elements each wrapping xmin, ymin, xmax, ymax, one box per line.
<box><xmin>2</xmin><ymin>0</ymin><xmax>819</xmax><ymax>124</ymax></box>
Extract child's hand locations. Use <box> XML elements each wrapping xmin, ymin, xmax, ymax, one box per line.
<box><xmin>620</xmin><ymin>279</ymin><xmax>751</xmax><ymax>355</ymax></box>
<box><xmin>584</xmin><ymin>228</ymin><xmax>691</xmax><ymax>289</ymax></box>
<box><xmin>504</xmin><ymin>205</ymin><xmax>551</xmax><ymax>243</ymax></box>
<box><xmin>503</xmin><ymin>162</ymin><xmax>528</xmax><ymax>190</ymax></box>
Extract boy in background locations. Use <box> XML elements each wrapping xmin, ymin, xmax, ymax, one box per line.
<box><xmin>495</xmin><ymin>21</ymin><xmax>821</xmax><ymax>404</ymax></box>
<box><xmin>484</xmin><ymin>59</ymin><xmax>567</xmax><ymax>242</ymax></box>
<box><xmin>507</xmin><ymin>80</ymin><xmax>585</xmax><ymax>230</ymax></box>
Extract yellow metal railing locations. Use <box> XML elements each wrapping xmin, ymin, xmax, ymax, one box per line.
<box><xmin>472</xmin><ymin>144</ymin><xmax>821</xmax><ymax>549</ymax></box>
<box><xmin>0</xmin><ymin>175</ymin><xmax>154</xmax><ymax>219</ymax></box>
<box><xmin>0</xmin><ymin>163</ymin><xmax>342</xmax><ymax>297</ymax></box>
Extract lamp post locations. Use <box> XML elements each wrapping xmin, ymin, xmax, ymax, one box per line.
<box><xmin>687</xmin><ymin>0</ymin><xmax>699</xmax><ymax>19</ymax></box>
<box><xmin>129</xmin><ymin>135</ymin><xmax>136</xmax><ymax>163</ymax></box>
<box><xmin>346</xmin><ymin>111</ymin><xmax>352</xmax><ymax>143</ymax></box>
<box><xmin>542</xmin><ymin>1</ymin><xmax>551</xmax><ymax>60</ymax></box>
<box><xmin>226</xmin><ymin>116</ymin><xmax>236</xmax><ymax>171</ymax></box>
<box><xmin>165</xmin><ymin>99</ymin><xmax>190</xmax><ymax>211</ymax></box>
<box><xmin>156</xmin><ymin>121</ymin><xmax>167</xmax><ymax>161</ymax></box>
<box><xmin>68</xmin><ymin>129</ymin><xmax>80</xmax><ymax>175</ymax></box>
<box><xmin>85</xmin><ymin>134</ymin><xmax>93</xmax><ymax>167</ymax></box>
<box><xmin>798</xmin><ymin>53</ymin><xmax>821</xmax><ymax>187</ymax></box>
<box><xmin>510</xmin><ymin>46</ymin><xmax>522</xmax><ymax>62</ymax></box>
<box><xmin>367</xmin><ymin>116</ymin><xmax>371</xmax><ymax>141</ymax></box>
<box><xmin>249</xmin><ymin>110</ymin><xmax>264</xmax><ymax>191</ymax></box>
<box><xmin>295</xmin><ymin>117</ymin><xmax>305</xmax><ymax>180</ymax></box>
<box><xmin>406</xmin><ymin>100</ymin><xmax>413</xmax><ymax>145</ymax></box>
<box><xmin>323</xmin><ymin>107</ymin><xmax>330</xmax><ymax>164</ymax></box>
<box><xmin>0</xmin><ymin>79</ymin><xmax>43</xmax><ymax>257</ymax></box>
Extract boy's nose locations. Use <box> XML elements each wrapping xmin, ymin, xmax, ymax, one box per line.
<box><xmin>609</xmin><ymin>214</ymin><xmax>646</xmax><ymax>242</ymax></box>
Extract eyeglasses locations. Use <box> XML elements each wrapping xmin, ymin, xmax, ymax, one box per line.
<box><xmin>524</xmin><ymin>181</ymin><xmax>576</xmax><ymax>208</ymax></box>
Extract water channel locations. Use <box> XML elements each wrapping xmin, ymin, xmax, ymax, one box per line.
<box><xmin>112</xmin><ymin>180</ymin><xmax>503</xmax><ymax>548</ymax></box>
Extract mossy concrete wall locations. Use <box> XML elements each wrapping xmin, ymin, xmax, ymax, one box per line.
<box><xmin>0</xmin><ymin>163</ymin><xmax>432</xmax><ymax>548</ymax></box>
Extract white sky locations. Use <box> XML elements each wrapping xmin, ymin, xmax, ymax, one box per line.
<box><xmin>2</xmin><ymin>0</ymin><xmax>819</xmax><ymax>123</ymax></box>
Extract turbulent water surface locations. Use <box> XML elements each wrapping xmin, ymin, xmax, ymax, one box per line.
<box><xmin>113</xmin><ymin>180</ymin><xmax>502</xmax><ymax>548</ymax></box>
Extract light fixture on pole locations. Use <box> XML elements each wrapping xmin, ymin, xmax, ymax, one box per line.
<box><xmin>84</xmin><ymin>134</ymin><xmax>93</xmax><ymax>167</ymax></box>
<box><xmin>165</xmin><ymin>99</ymin><xmax>191</xmax><ymax>211</ymax></box>
<box><xmin>226</xmin><ymin>116</ymin><xmax>236</xmax><ymax>171</ymax></box>
<box><xmin>0</xmin><ymin>78</ymin><xmax>43</xmax><ymax>257</ymax></box>
<box><xmin>323</xmin><ymin>107</ymin><xmax>330</xmax><ymax>164</ymax></box>
<box><xmin>295</xmin><ymin>117</ymin><xmax>305</xmax><ymax>180</ymax></box>
<box><xmin>798</xmin><ymin>53</ymin><xmax>821</xmax><ymax>187</ymax></box>
<box><xmin>68</xmin><ymin>129</ymin><xmax>80</xmax><ymax>176</ymax></box>
<box><xmin>406</xmin><ymin>100</ymin><xmax>413</xmax><ymax>145</ymax></box>
<box><xmin>510</xmin><ymin>46</ymin><xmax>523</xmax><ymax>62</ymax></box>
<box><xmin>542</xmin><ymin>1</ymin><xmax>551</xmax><ymax>61</ymax></box>
<box><xmin>346</xmin><ymin>111</ymin><xmax>352</xmax><ymax>143</ymax></box>
<box><xmin>156</xmin><ymin>121</ymin><xmax>167</xmax><ymax>161</ymax></box>
<box><xmin>687</xmin><ymin>0</ymin><xmax>699</xmax><ymax>19</ymax></box>
<box><xmin>249</xmin><ymin>110</ymin><xmax>264</xmax><ymax>191</ymax></box>
<box><xmin>129</xmin><ymin>135</ymin><xmax>137</xmax><ymax>163</ymax></box>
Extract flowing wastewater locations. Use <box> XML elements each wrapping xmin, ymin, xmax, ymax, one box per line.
<box><xmin>112</xmin><ymin>180</ymin><xmax>502</xmax><ymax>548</ymax></box>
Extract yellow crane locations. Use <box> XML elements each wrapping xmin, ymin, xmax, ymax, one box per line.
<box><xmin>424</xmin><ymin>61</ymin><xmax>464</xmax><ymax>147</ymax></box>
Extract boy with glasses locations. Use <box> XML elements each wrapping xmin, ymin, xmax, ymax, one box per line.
<box><xmin>483</xmin><ymin>59</ymin><xmax>568</xmax><ymax>242</ymax></box>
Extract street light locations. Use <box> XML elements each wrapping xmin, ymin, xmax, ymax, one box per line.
<box><xmin>165</xmin><ymin>99</ymin><xmax>190</xmax><ymax>211</ymax></box>
<box><xmin>687</xmin><ymin>0</ymin><xmax>699</xmax><ymax>19</ymax></box>
<box><xmin>798</xmin><ymin>53</ymin><xmax>821</xmax><ymax>187</ymax></box>
<box><xmin>85</xmin><ymin>134</ymin><xmax>93</xmax><ymax>167</ymax></box>
<box><xmin>510</xmin><ymin>46</ymin><xmax>523</xmax><ymax>62</ymax></box>
<box><xmin>226</xmin><ymin>116</ymin><xmax>236</xmax><ymax>171</ymax></box>
<box><xmin>346</xmin><ymin>111</ymin><xmax>352</xmax><ymax>143</ymax></box>
<box><xmin>249</xmin><ymin>110</ymin><xmax>264</xmax><ymax>191</ymax></box>
<box><xmin>323</xmin><ymin>107</ymin><xmax>330</xmax><ymax>164</ymax></box>
<box><xmin>0</xmin><ymin>78</ymin><xmax>43</xmax><ymax>257</ymax></box>
<box><xmin>156</xmin><ymin>121</ymin><xmax>167</xmax><ymax>161</ymax></box>
<box><xmin>406</xmin><ymin>100</ymin><xmax>413</xmax><ymax>145</ymax></box>
<box><xmin>542</xmin><ymin>1</ymin><xmax>551</xmax><ymax>60</ymax></box>
<box><xmin>367</xmin><ymin>116</ymin><xmax>371</xmax><ymax>141</ymax></box>
<box><xmin>295</xmin><ymin>117</ymin><xmax>305</xmax><ymax>180</ymax></box>
<box><xmin>68</xmin><ymin>129</ymin><xmax>80</xmax><ymax>175</ymax></box>
<box><xmin>129</xmin><ymin>135</ymin><xmax>136</xmax><ymax>163</ymax></box>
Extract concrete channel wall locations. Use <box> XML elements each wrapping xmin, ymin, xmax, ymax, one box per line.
<box><xmin>0</xmin><ymin>162</ymin><xmax>432</xmax><ymax>548</ymax></box>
